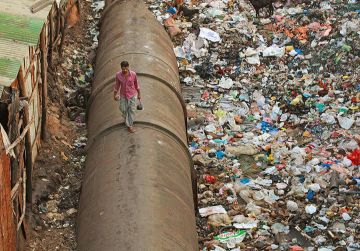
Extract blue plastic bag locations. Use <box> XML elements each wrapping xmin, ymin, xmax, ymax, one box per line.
<box><xmin>166</xmin><ymin>6</ymin><xmax>177</xmax><ymax>14</ymax></box>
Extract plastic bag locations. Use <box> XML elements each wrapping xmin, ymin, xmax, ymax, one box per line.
<box><xmin>225</xmin><ymin>144</ymin><xmax>258</xmax><ymax>156</ymax></box>
<box><xmin>205</xmin><ymin>125</ymin><xmax>216</xmax><ymax>133</ymax></box>
<box><xmin>193</xmin><ymin>130</ymin><xmax>206</xmax><ymax>140</ymax></box>
<box><xmin>164</xmin><ymin>18</ymin><xmax>182</xmax><ymax>38</ymax></box>
<box><xmin>314</xmin><ymin>236</ymin><xmax>326</xmax><ymax>244</ymax></box>
<box><xmin>174</xmin><ymin>46</ymin><xmax>186</xmax><ymax>58</ymax></box>
<box><xmin>305</xmin><ymin>204</ymin><xmax>317</xmax><ymax>214</ymax></box>
<box><xmin>199</xmin><ymin>28</ymin><xmax>221</xmax><ymax>42</ymax></box>
<box><xmin>343</xmin><ymin>156</ymin><xmax>352</xmax><ymax>166</ymax></box>
<box><xmin>239</xmin><ymin>190</ymin><xmax>253</xmax><ymax>204</ymax></box>
<box><xmin>338</xmin><ymin>114</ymin><xmax>355</xmax><ymax>129</ymax></box>
<box><xmin>252</xmin><ymin>190</ymin><xmax>265</xmax><ymax>201</ymax></box>
<box><xmin>356</xmin><ymin>118</ymin><xmax>360</xmax><ymax>126</ymax></box>
<box><xmin>208</xmin><ymin>8</ymin><xmax>223</xmax><ymax>17</ymax></box>
<box><xmin>289</xmin><ymin>50</ymin><xmax>298</xmax><ymax>56</ymax></box>
<box><xmin>137</xmin><ymin>99</ymin><xmax>143</xmax><ymax>110</ymax></box>
<box><xmin>340</xmin><ymin>24</ymin><xmax>347</xmax><ymax>36</ymax></box>
<box><xmin>232</xmin><ymin>215</ymin><xmax>247</xmax><ymax>223</ymax></box>
<box><xmin>220</xmin><ymin>183</ymin><xmax>235</xmax><ymax>196</ymax></box>
<box><xmin>199</xmin><ymin>205</ymin><xmax>227</xmax><ymax>217</ymax></box>
<box><xmin>246</xmin><ymin>54</ymin><xmax>260</xmax><ymax>65</ymax></box>
<box><xmin>290</xmin><ymin>245</ymin><xmax>304</xmax><ymax>251</ymax></box>
<box><xmin>202</xmin><ymin>190</ymin><xmax>213</xmax><ymax>198</ymax></box>
<box><xmin>218</xmin><ymin>77</ymin><xmax>234</xmax><ymax>89</ymax></box>
<box><xmin>234</xmin><ymin>182</ymin><xmax>246</xmax><ymax>194</ymax></box>
<box><xmin>215</xmin><ymin>230</ymin><xmax>246</xmax><ymax>249</ymax></box>
<box><xmin>232</xmin><ymin>163</ymin><xmax>242</xmax><ymax>177</ymax></box>
<box><xmin>207</xmin><ymin>214</ymin><xmax>232</xmax><ymax>227</ymax></box>
<box><xmin>205</xmin><ymin>174</ymin><xmax>216</xmax><ymax>183</ymax></box>
<box><xmin>246</xmin><ymin>202</ymin><xmax>261</xmax><ymax>215</ymax></box>
<box><xmin>280</xmin><ymin>113</ymin><xmax>288</xmax><ymax>122</ymax></box>
<box><xmin>271</xmin><ymin>223</ymin><xmax>289</xmax><ymax>234</ymax></box>
<box><xmin>264</xmin><ymin>195</ymin><xmax>275</xmax><ymax>204</ymax></box>
<box><xmin>342</xmin><ymin>213</ymin><xmax>351</xmax><ymax>221</ymax></box>
<box><xmin>346</xmin><ymin>148</ymin><xmax>360</xmax><ymax>166</ymax></box>
<box><xmin>287</xmin><ymin>201</ymin><xmax>298</xmax><ymax>211</ymax></box>
<box><xmin>263</xmin><ymin>46</ymin><xmax>285</xmax><ymax>57</ymax></box>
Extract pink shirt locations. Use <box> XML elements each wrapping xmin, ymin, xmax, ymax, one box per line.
<box><xmin>114</xmin><ymin>70</ymin><xmax>140</xmax><ymax>99</ymax></box>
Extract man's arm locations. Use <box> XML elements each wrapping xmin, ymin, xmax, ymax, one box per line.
<box><xmin>134</xmin><ymin>74</ymin><xmax>141</xmax><ymax>99</ymax></box>
<box><xmin>114</xmin><ymin>74</ymin><xmax>120</xmax><ymax>101</ymax></box>
<box><xmin>114</xmin><ymin>91</ymin><xmax>119</xmax><ymax>101</ymax></box>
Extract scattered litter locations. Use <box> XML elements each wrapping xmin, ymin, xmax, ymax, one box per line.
<box><xmin>150</xmin><ymin>0</ymin><xmax>360</xmax><ymax>249</ymax></box>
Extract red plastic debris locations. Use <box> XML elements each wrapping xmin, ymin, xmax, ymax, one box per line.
<box><xmin>205</xmin><ymin>174</ymin><xmax>215</xmax><ymax>183</ymax></box>
<box><xmin>346</xmin><ymin>148</ymin><xmax>360</xmax><ymax>166</ymax></box>
<box><xmin>202</xmin><ymin>91</ymin><xmax>209</xmax><ymax>99</ymax></box>
<box><xmin>290</xmin><ymin>246</ymin><xmax>304</xmax><ymax>251</ymax></box>
<box><xmin>276</xmin><ymin>164</ymin><xmax>285</xmax><ymax>170</ymax></box>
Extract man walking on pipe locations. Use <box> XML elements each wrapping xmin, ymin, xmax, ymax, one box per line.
<box><xmin>114</xmin><ymin>61</ymin><xmax>141</xmax><ymax>133</ymax></box>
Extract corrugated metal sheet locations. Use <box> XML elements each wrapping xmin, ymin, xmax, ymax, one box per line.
<box><xmin>0</xmin><ymin>131</ymin><xmax>15</xmax><ymax>251</ymax></box>
<box><xmin>0</xmin><ymin>0</ymin><xmax>52</xmax><ymax>87</ymax></box>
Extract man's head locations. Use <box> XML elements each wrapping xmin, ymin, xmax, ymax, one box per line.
<box><xmin>121</xmin><ymin>61</ymin><xmax>129</xmax><ymax>74</ymax></box>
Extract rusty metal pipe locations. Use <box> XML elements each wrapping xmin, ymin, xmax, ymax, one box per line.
<box><xmin>330</xmin><ymin>171</ymin><xmax>357</xmax><ymax>191</ymax></box>
<box><xmin>76</xmin><ymin>1</ymin><xmax>198</xmax><ymax>250</ymax></box>
<box><xmin>30</xmin><ymin>0</ymin><xmax>52</xmax><ymax>13</ymax></box>
<box><xmin>330</xmin><ymin>171</ymin><xmax>339</xmax><ymax>191</ymax></box>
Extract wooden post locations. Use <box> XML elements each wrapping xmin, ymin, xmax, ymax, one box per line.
<box><xmin>40</xmin><ymin>27</ymin><xmax>47</xmax><ymax>141</ymax></box>
<box><xmin>77</xmin><ymin>0</ymin><xmax>82</xmax><ymax>16</ymax></box>
<box><xmin>48</xmin><ymin>7</ymin><xmax>54</xmax><ymax>68</ymax></box>
<box><xmin>18</xmin><ymin>66</ymin><xmax>33</xmax><ymax>204</ymax></box>
<box><xmin>59</xmin><ymin>15</ymin><xmax>68</xmax><ymax>57</ymax></box>
<box><xmin>10</xmin><ymin>87</ymin><xmax>20</xmax><ymax>249</ymax></box>
<box><xmin>55</xmin><ymin>8</ymin><xmax>61</xmax><ymax>52</ymax></box>
<box><xmin>10</xmin><ymin>88</ymin><xmax>20</xmax><ymax>186</ymax></box>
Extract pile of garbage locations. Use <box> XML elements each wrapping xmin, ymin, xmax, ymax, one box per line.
<box><xmin>58</xmin><ymin>1</ymin><xmax>101</xmax><ymax>124</ymax></box>
<box><xmin>148</xmin><ymin>0</ymin><xmax>360</xmax><ymax>250</ymax></box>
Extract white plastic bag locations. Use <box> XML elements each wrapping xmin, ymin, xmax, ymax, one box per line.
<box><xmin>208</xmin><ymin>8</ymin><xmax>223</xmax><ymax>17</ymax></box>
<box><xmin>218</xmin><ymin>77</ymin><xmax>234</xmax><ymax>89</ymax></box>
<box><xmin>289</xmin><ymin>50</ymin><xmax>298</xmax><ymax>56</ymax></box>
<box><xmin>199</xmin><ymin>28</ymin><xmax>221</xmax><ymax>42</ymax></box>
<box><xmin>305</xmin><ymin>204</ymin><xmax>317</xmax><ymax>214</ymax></box>
<box><xmin>246</xmin><ymin>54</ymin><xmax>260</xmax><ymax>65</ymax></box>
<box><xmin>263</xmin><ymin>46</ymin><xmax>285</xmax><ymax>57</ymax></box>
<box><xmin>286</xmin><ymin>201</ymin><xmax>298</xmax><ymax>211</ymax></box>
<box><xmin>338</xmin><ymin>114</ymin><xmax>355</xmax><ymax>129</ymax></box>
<box><xmin>253</xmin><ymin>190</ymin><xmax>265</xmax><ymax>201</ymax></box>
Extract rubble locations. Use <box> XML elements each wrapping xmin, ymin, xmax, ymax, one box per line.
<box><xmin>148</xmin><ymin>0</ymin><xmax>360</xmax><ymax>250</ymax></box>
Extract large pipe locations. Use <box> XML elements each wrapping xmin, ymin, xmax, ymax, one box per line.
<box><xmin>76</xmin><ymin>0</ymin><xmax>198</xmax><ymax>250</ymax></box>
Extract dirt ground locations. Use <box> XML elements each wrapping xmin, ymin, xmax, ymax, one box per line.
<box><xmin>25</xmin><ymin>2</ymin><xmax>96</xmax><ymax>250</ymax></box>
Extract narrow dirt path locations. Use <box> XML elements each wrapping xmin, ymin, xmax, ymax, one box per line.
<box><xmin>25</xmin><ymin>2</ymin><xmax>97</xmax><ymax>250</ymax></box>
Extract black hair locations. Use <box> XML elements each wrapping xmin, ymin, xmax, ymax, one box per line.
<box><xmin>121</xmin><ymin>61</ymin><xmax>129</xmax><ymax>67</ymax></box>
